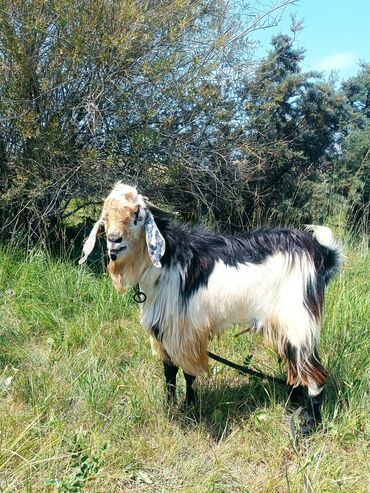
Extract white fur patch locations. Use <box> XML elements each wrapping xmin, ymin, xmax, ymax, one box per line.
<box><xmin>189</xmin><ymin>255</ymin><xmax>318</xmax><ymax>347</ymax></box>
<box><xmin>305</xmin><ymin>224</ymin><xmax>342</xmax><ymax>254</ymax></box>
<box><xmin>107</xmin><ymin>183</ymin><xmax>139</xmax><ymax>202</ymax></box>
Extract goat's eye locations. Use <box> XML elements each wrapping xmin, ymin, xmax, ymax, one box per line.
<box><xmin>133</xmin><ymin>203</ymin><xmax>144</xmax><ymax>226</ymax></box>
<box><xmin>133</xmin><ymin>210</ymin><xmax>142</xmax><ymax>225</ymax></box>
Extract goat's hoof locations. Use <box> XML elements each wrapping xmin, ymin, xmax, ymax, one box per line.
<box><xmin>179</xmin><ymin>395</ymin><xmax>196</xmax><ymax>412</ymax></box>
<box><xmin>165</xmin><ymin>395</ymin><xmax>177</xmax><ymax>408</ymax></box>
<box><xmin>299</xmin><ymin>411</ymin><xmax>320</xmax><ymax>436</ymax></box>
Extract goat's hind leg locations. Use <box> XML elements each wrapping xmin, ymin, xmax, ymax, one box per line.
<box><xmin>301</xmin><ymin>351</ymin><xmax>327</xmax><ymax>435</ymax></box>
<box><xmin>163</xmin><ymin>364</ymin><xmax>196</xmax><ymax>408</ymax></box>
<box><xmin>301</xmin><ymin>386</ymin><xmax>325</xmax><ymax>436</ymax></box>
<box><xmin>284</xmin><ymin>342</ymin><xmax>327</xmax><ymax>435</ymax></box>
<box><xmin>289</xmin><ymin>385</ymin><xmax>304</xmax><ymax>406</ymax></box>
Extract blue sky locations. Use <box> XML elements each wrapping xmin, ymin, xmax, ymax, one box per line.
<box><xmin>249</xmin><ymin>0</ymin><xmax>370</xmax><ymax>81</ymax></box>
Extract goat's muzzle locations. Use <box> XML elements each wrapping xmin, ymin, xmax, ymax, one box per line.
<box><xmin>109</xmin><ymin>245</ymin><xmax>127</xmax><ymax>261</ymax></box>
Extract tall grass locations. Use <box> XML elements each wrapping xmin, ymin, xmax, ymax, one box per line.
<box><xmin>0</xmin><ymin>236</ymin><xmax>368</xmax><ymax>492</ymax></box>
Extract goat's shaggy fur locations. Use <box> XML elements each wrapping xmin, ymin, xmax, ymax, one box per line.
<box><xmin>80</xmin><ymin>182</ymin><xmax>342</xmax><ymax>430</ymax></box>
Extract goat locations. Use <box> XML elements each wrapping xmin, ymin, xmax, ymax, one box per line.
<box><xmin>80</xmin><ymin>182</ymin><xmax>342</xmax><ymax>434</ymax></box>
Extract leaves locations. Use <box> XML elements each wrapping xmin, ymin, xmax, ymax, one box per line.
<box><xmin>45</xmin><ymin>435</ymin><xmax>108</xmax><ymax>492</ymax></box>
<box><xmin>0</xmin><ymin>0</ymin><xmax>247</xmax><ymax>240</ymax></box>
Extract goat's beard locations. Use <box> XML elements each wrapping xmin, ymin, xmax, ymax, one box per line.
<box><xmin>108</xmin><ymin>260</ymin><xmax>125</xmax><ymax>292</ymax></box>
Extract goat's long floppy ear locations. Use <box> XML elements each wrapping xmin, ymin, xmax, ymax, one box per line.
<box><xmin>144</xmin><ymin>209</ymin><xmax>166</xmax><ymax>268</ymax></box>
<box><xmin>79</xmin><ymin>217</ymin><xmax>104</xmax><ymax>265</ymax></box>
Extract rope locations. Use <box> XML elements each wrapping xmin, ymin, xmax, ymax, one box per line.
<box><xmin>207</xmin><ymin>351</ymin><xmax>286</xmax><ymax>386</ymax></box>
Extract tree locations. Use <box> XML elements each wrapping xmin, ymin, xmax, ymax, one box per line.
<box><xmin>235</xmin><ymin>34</ymin><xmax>348</xmax><ymax>224</ymax></box>
<box><xmin>0</xmin><ymin>0</ymin><xmax>251</xmax><ymax>240</ymax></box>
<box><xmin>338</xmin><ymin>63</ymin><xmax>370</xmax><ymax>229</ymax></box>
<box><xmin>2</xmin><ymin>2</ymin><xmax>352</xmax><ymax>241</ymax></box>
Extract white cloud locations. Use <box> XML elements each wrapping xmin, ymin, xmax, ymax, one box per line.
<box><xmin>314</xmin><ymin>52</ymin><xmax>357</xmax><ymax>71</ymax></box>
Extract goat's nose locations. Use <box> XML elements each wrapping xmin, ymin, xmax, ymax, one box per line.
<box><xmin>108</xmin><ymin>234</ymin><xmax>123</xmax><ymax>244</ymax></box>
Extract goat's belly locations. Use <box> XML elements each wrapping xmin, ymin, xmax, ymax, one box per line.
<box><xmin>188</xmin><ymin>258</ymin><xmax>287</xmax><ymax>331</ymax></box>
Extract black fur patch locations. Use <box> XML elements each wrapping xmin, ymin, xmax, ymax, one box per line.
<box><xmin>153</xmin><ymin>217</ymin><xmax>335</xmax><ymax>304</ymax></box>
<box><xmin>304</xmin><ymin>275</ymin><xmax>324</xmax><ymax>322</ymax></box>
<box><xmin>155</xmin><ymin>217</ymin><xmax>323</xmax><ymax>299</ymax></box>
<box><xmin>151</xmin><ymin>323</ymin><xmax>162</xmax><ymax>342</ymax></box>
<box><xmin>322</xmin><ymin>246</ymin><xmax>342</xmax><ymax>284</ymax></box>
<box><xmin>302</xmin><ymin>236</ymin><xmax>341</xmax><ymax>322</ymax></box>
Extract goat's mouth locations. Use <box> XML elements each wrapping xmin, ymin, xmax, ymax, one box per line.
<box><xmin>109</xmin><ymin>246</ymin><xmax>127</xmax><ymax>261</ymax></box>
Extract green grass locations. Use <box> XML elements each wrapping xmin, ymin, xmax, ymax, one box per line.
<box><xmin>0</xmin><ymin>238</ymin><xmax>369</xmax><ymax>492</ymax></box>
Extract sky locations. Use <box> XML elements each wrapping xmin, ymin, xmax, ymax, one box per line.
<box><xmin>249</xmin><ymin>0</ymin><xmax>370</xmax><ymax>81</ymax></box>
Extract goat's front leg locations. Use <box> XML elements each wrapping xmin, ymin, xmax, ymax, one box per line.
<box><xmin>163</xmin><ymin>361</ymin><xmax>179</xmax><ymax>403</ymax></box>
<box><xmin>184</xmin><ymin>372</ymin><xmax>196</xmax><ymax>406</ymax></box>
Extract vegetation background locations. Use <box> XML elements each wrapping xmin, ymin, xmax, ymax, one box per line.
<box><xmin>0</xmin><ymin>0</ymin><xmax>369</xmax><ymax>491</ymax></box>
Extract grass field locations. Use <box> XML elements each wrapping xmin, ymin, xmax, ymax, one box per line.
<box><xmin>0</xmin><ymin>235</ymin><xmax>369</xmax><ymax>492</ymax></box>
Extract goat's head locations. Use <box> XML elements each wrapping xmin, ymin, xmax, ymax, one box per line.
<box><xmin>79</xmin><ymin>183</ymin><xmax>165</xmax><ymax>268</ymax></box>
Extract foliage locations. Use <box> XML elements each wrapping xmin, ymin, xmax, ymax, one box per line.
<box><xmin>235</xmin><ymin>34</ymin><xmax>349</xmax><ymax>224</ymax></box>
<box><xmin>0</xmin><ymin>0</ymin><xmax>368</xmax><ymax>242</ymax></box>
<box><xmin>337</xmin><ymin>63</ymin><xmax>370</xmax><ymax>229</ymax></box>
<box><xmin>0</xmin><ymin>0</ymin><xmax>251</xmax><ymax>239</ymax></box>
<box><xmin>46</xmin><ymin>435</ymin><xmax>107</xmax><ymax>492</ymax></box>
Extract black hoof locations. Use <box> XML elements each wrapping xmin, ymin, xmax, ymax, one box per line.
<box><xmin>165</xmin><ymin>392</ymin><xmax>177</xmax><ymax>407</ymax></box>
<box><xmin>300</xmin><ymin>411</ymin><xmax>320</xmax><ymax>436</ymax></box>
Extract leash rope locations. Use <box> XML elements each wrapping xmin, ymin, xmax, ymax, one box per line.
<box><xmin>207</xmin><ymin>351</ymin><xmax>286</xmax><ymax>386</ymax></box>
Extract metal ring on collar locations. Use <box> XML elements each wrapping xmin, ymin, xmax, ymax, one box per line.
<box><xmin>133</xmin><ymin>289</ymin><xmax>147</xmax><ymax>303</ymax></box>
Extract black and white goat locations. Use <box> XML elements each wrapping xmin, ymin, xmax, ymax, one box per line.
<box><xmin>80</xmin><ymin>182</ymin><xmax>342</xmax><ymax>434</ymax></box>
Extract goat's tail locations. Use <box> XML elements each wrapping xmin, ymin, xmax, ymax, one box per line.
<box><xmin>305</xmin><ymin>225</ymin><xmax>343</xmax><ymax>284</ymax></box>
